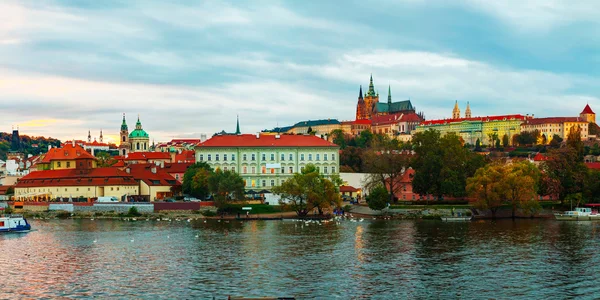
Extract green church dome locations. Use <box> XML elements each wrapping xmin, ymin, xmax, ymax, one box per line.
<box><xmin>129</xmin><ymin>129</ymin><xmax>149</xmax><ymax>138</ymax></box>
<box><xmin>128</xmin><ymin>116</ymin><xmax>149</xmax><ymax>138</ymax></box>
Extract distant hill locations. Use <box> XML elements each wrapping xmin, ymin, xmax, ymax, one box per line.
<box><xmin>0</xmin><ymin>132</ymin><xmax>62</xmax><ymax>160</ymax></box>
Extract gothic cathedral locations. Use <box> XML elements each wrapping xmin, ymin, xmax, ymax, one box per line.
<box><xmin>355</xmin><ymin>75</ymin><xmax>418</xmax><ymax>120</ymax></box>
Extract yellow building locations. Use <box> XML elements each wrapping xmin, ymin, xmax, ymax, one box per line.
<box><xmin>37</xmin><ymin>142</ymin><xmax>97</xmax><ymax>171</ymax></box>
<box><xmin>521</xmin><ymin>117</ymin><xmax>588</xmax><ymax>144</ymax></box>
<box><xmin>415</xmin><ymin>114</ymin><xmax>528</xmax><ymax>146</ymax></box>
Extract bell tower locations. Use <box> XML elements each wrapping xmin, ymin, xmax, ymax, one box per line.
<box><xmin>452</xmin><ymin>100</ymin><xmax>461</xmax><ymax>119</ymax></box>
<box><xmin>118</xmin><ymin>113</ymin><xmax>130</xmax><ymax>156</ymax></box>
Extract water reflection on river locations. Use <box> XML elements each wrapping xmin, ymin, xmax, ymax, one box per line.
<box><xmin>1</xmin><ymin>219</ymin><xmax>600</xmax><ymax>299</ymax></box>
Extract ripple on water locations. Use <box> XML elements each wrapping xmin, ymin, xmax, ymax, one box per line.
<box><xmin>1</xmin><ymin>219</ymin><xmax>600</xmax><ymax>298</ymax></box>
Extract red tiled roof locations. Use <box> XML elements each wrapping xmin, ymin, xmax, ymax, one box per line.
<box><xmin>163</xmin><ymin>162</ymin><xmax>193</xmax><ymax>173</ymax></box>
<box><xmin>353</xmin><ymin>119</ymin><xmax>372</xmax><ymax>125</ymax></box>
<box><xmin>15</xmin><ymin>168</ymin><xmax>136</xmax><ymax>188</ymax></box>
<box><xmin>371</xmin><ymin>113</ymin><xmax>423</xmax><ymax>126</ymax></box>
<box><xmin>170</xmin><ymin>139</ymin><xmax>202</xmax><ymax>144</ymax></box>
<box><xmin>112</xmin><ymin>160</ymin><xmax>126</xmax><ymax>167</ymax></box>
<box><xmin>41</xmin><ymin>144</ymin><xmax>96</xmax><ymax>163</ymax></box>
<box><xmin>586</xmin><ymin>162</ymin><xmax>600</xmax><ymax>170</ymax></box>
<box><xmin>197</xmin><ymin>134</ymin><xmax>338</xmax><ymax>148</ymax></box>
<box><xmin>581</xmin><ymin>104</ymin><xmax>595</xmax><ymax>115</ymax></box>
<box><xmin>339</xmin><ymin>185</ymin><xmax>359</xmax><ymax>193</ymax></box>
<box><xmin>174</xmin><ymin>150</ymin><xmax>195</xmax><ymax>162</ymax></box>
<box><xmin>421</xmin><ymin>114</ymin><xmax>527</xmax><ymax>126</ymax></box>
<box><xmin>533</xmin><ymin>153</ymin><xmax>550</xmax><ymax>161</ymax></box>
<box><xmin>123</xmin><ymin>152</ymin><xmax>172</xmax><ymax>160</ymax></box>
<box><xmin>0</xmin><ymin>185</ymin><xmax>13</xmax><ymax>195</ymax></box>
<box><xmin>522</xmin><ymin>117</ymin><xmax>586</xmax><ymax>126</ymax></box>
<box><xmin>127</xmin><ymin>166</ymin><xmax>178</xmax><ymax>186</ymax></box>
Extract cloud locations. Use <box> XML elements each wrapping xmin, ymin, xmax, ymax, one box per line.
<box><xmin>461</xmin><ymin>0</ymin><xmax>600</xmax><ymax>32</ymax></box>
<box><xmin>0</xmin><ymin>0</ymin><xmax>598</xmax><ymax>145</ymax></box>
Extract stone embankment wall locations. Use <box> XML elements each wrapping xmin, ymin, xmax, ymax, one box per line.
<box><xmin>47</xmin><ymin>203</ymin><xmax>154</xmax><ymax>214</ymax></box>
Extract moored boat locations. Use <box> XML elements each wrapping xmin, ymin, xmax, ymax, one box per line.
<box><xmin>441</xmin><ymin>216</ymin><xmax>472</xmax><ymax>222</ymax></box>
<box><xmin>554</xmin><ymin>207</ymin><xmax>600</xmax><ymax>221</ymax></box>
<box><xmin>0</xmin><ymin>215</ymin><xmax>32</xmax><ymax>233</ymax></box>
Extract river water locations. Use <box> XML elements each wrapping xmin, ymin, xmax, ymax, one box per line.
<box><xmin>1</xmin><ymin>218</ymin><xmax>599</xmax><ymax>299</ymax></box>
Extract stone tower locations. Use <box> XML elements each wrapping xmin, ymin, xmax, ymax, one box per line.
<box><xmin>465</xmin><ymin>102</ymin><xmax>472</xmax><ymax>118</ymax></box>
<box><xmin>580</xmin><ymin>104</ymin><xmax>596</xmax><ymax>124</ymax></box>
<box><xmin>452</xmin><ymin>100</ymin><xmax>461</xmax><ymax>119</ymax></box>
<box><xmin>100</xmin><ymin>130</ymin><xmax>103</xmax><ymax>143</ymax></box>
<box><xmin>364</xmin><ymin>74</ymin><xmax>379</xmax><ymax>120</ymax></box>
<box><xmin>118</xmin><ymin>113</ymin><xmax>130</xmax><ymax>156</ymax></box>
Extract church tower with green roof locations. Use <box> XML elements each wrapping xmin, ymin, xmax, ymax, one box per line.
<box><xmin>129</xmin><ymin>115</ymin><xmax>150</xmax><ymax>153</ymax></box>
<box><xmin>118</xmin><ymin>113</ymin><xmax>130</xmax><ymax>156</ymax></box>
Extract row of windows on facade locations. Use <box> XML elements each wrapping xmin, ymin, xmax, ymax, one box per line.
<box><xmin>198</xmin><ymin>153</ymin><xmax>336</xmax><ymax>162</ymax></box>
<box><xmin>56</xmin><ymin>161</ymin><xmax>91</xmax><ymax>168</ymax></box>
<box><xmin>20</xmin><ymin>186</ymin><xmax>135</xmax><ymax>194</ymax></box>
<box><xmin>214</xmin><ymin>165</ymin><xmax>336</xmax><ymax>174</ymax></box>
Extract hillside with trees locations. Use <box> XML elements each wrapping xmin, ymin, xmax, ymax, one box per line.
<box><xmin>0</xmin><ymin>132</ymin><xmax>62</xmax><ymax>160</ymax></box>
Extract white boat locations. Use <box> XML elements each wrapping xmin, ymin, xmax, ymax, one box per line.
<box><xmin>441</xmin><ymin>216</ymin><xmax>472</xmax><ymax>222</ymax></box>
<box><xmin>554</xmin><ymin>207</ymin><xmax>600</xmax><ymax>221</ymax></box>
<box><xmin>0</xmin><ymin>215</ymin><xmax>32</xmax><ymax>233</ymax></box>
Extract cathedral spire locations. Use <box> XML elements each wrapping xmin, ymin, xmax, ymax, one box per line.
<box><xmin>121</xmin><ymin>113</ymin><xmax>128</xmax><ymax>131</ymax></box>
<box><xmin>452</xmin><ymin>100</ymin><xmax>461</xmax><ymax>119</ymax></box>
<box><xmin>88</xmin><ymin>130</ymin><xmax>91</xmax><ymax>143</ymax></box>
<box><xmin>100</xmin><ymin>129</ymin><xmax>103</xmax><ymax>143</ymax></box>
<box><xmin>465</xmin><ymin>101</ymin><xmax>472</xmax><ymax>118</ymax></box>
<box><xmin>367</xmin><ymin>74</ymin><xmax>376</xmax><ymax>97</ymax></box>
<box><xmin>387</xmin><ymin>85</ymin><xmax>392</xmax><ymax>105</ymax></box>
<box><xmin>235</xmin><ymin>115</ymin><xmax>241</xmax><ymax>135</ymax></box>
<box><xmin>358</xmin><ymin>85</ymin><xmax>363</xmax><ymax>100</ymax></box>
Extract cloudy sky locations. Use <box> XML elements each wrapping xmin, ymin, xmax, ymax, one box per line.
<box><xmin>1</xmin><ymin>0</ymin><xmax>599</xmax><ymax>143</ymax></box>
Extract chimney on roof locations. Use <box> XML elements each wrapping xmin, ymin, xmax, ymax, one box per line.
<box><xmin>151</xmin><ymin>167</ymin><xmax>157</xmax><ymax>174</ymax></box>
<box><xmin>256</xmin><ymin>133</ymin><xmax>260</xmax><ymax>139</ymax></box>
<box><xmin>160</xmin><ymin>161</ymin><xmax>164</xmax><ymax>168</ymax></box>
<box><xmin>126</xmin><ymin>167</ymin><xmax>130</xmax><ymax>174</ymax></box>
<box><xmin>48</xmin><ymin>145</ymin><xmax>52</xmax><ymax>151</ymax></box>
<box><xmin>275</xmin><ymin>134</ymin><xmax>280</xmax><ymax>139</ymax></box>
<box><xmin>72</xmin><ymin>140</ymin><xmax>75</xmax><ymax>147</ymax></box>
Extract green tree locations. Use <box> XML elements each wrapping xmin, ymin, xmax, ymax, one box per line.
<box><xmin>96</xmin><ymin>152</ymin><xmax>116</xmax><ymax>167</ymax></box>
<box><xmin>502</xmin><ymin>134</ymin><xmax>509</xmax><ymax>148</ymax></box>
<box><xmin>340</xmin><ymin>146</ymin><xmax>364</xmax><ymax>172</ymax></box>
<box><xmin>543</xmin><ymin>146</ymin><xmax>587</xmax><ymax>202</ymax></box>
<box><xmin>208</xmin><ymin>169</ymin><xmax>245</xmax><ymax>207</ymax></box>
<box><xmin>467</xmin><ymin>163</ymin><xmax>505</xmax><ymax>218</ymax></box>
<box><xmin>475</xmin><ymin>138</ymin><xmax>482</xmax><ymax>152</ymax></box>
<box><xmin>495</xmin><ymin>138</ymin><xmax>501</xmax><ymax>149</ymax></box>
<box><xmin>362</xmin><ymin>147</ymin><xmax>411</xmax><ymax>203</ymax></box>
<box><xmin>330</xmin><ymin>129</ymin><xmax>347</xmax><ymax>149</ymax></box>
<box><xmin>356</xmin><ymin>130</ymin><xmax>374</xmax><ymax>148</ymax></box>
<box><xmin>501</xmin><ymin>161</ymin><xmax>540</xmax><ymax>219</ymax></box>
<box><xmin>412</xmin><ymin>130</ymin><xmax>486</xmax><ymax>200</ymax></box>
<box><xmin>583</xmin><ymin>170</ymin><xmax>600</xmax><ymax>203</ymax></box>
<box><xmin>182</xmin><ymin>162</ymin><xmax>213</xmax><ymax>199</ymax></box>
<box><xmin>273</xmin><ymin>164</ymin><xmax>341</xmax><ymax>217</ymax></box>
<box><xmin>549</xmin><ymin>134</ymin><xmax>563</xmax><ymax>148</ymax></box>
<box><xmin>567</xmin><ymin>125</ymin><xmax>584</xmax><ymax>160</ymax></box>
<box><xmin>367</xmin><ymin>185</ymin><xmax>388</xmax><ymax>211</ymax></box>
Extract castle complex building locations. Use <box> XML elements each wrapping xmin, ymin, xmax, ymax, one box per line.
<box><xmin>415</xmin><ymin>101</ymin><xmax>528</xmax><ymax>145</ymax></box>
<box><xmin>119</xmin><ymin>114</ymin><xmax>150</xmax><ymax>156</ymax></box>
<box><xmin>355</xmin><ymin>75</ymin><xmax>417</xmax><ymax>120</ymax></box>
<box><xmin>416</xmin><ymin>102</ymin><xmax>595</xmax><ymax>145</ymax></box>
